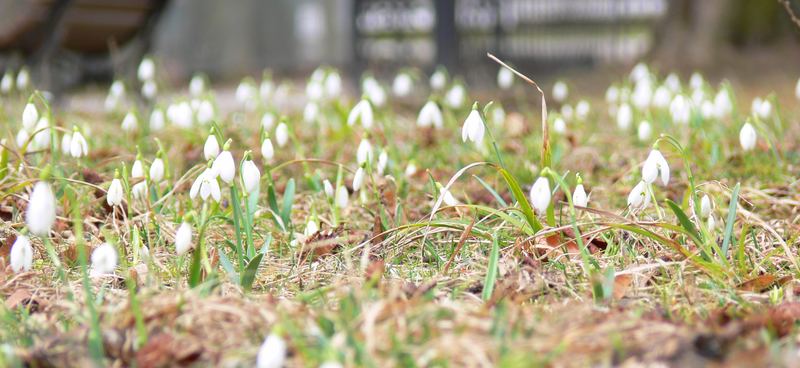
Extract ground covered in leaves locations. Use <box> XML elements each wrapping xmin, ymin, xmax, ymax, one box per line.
<box><xmin>2</xmin><ymin>60</ymin><xmax>800</xmax><ymax>367</ymax></box>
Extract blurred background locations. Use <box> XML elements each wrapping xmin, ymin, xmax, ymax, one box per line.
<box><xmin>0</xmin><ymin>0</ymin><xmax>799</xmax><ymax>91</ymax></box>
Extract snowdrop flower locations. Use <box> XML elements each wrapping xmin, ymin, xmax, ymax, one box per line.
<box><xmin>261</xmin><ymin>112</ymin><xmax>276</xmax><ymax>130</ymax></box>
<box><xmin>303</xmin><ymin>102</ymin><xmax>319</xmax><ymax>124</ymax></box>
<box><xmin>753</xmin><ymin>98</ymin><xmax>771</xmax><ymax>120</ymax></box>
<box><xmin>352</xmin><ymin>166</ymin><xmax>365</xmax><ymax>192</ymax></box>
<box><xmin>204</xmin><ymin>134</ymin><xmax>220</xmax><ymax>160</ymax></box>
<box><xmin>256</xmin><ymin>334</ymin><xmax>287</xmax><ymax>368</ymax></box>
<box><xmin>356</xmin><ymin>138</ymin><xmax>373</xmax><ymax>165</ymax></box>
<box><xmin>189</xmin><ymin>74</ymin><xmax>206</xmax><ymax>97</ymax></box>
<box><xmin>260</xmin><ymin>77</ymin><xmax>274</xmax><ymax>102</ymax></box>
<box><xmin>652</xmin><ymin>85</ymin><xmax>671</xmax><ymax>109</ymax></box>
<box><xmin>362</xmin><ymin>77</ymin><xmax>386</xmax><ymax>107</ymax></box>
<box><xmin>417</xmin><ymin>100</ymin><xmax>443</xmax><ymax>128</ymax></box>
<box><xmin>10</xmin><ymin>235</ymin><xmax>33</xmax><ymax>273</ymax></box>
<box><xmin>141</xmin><ymin>80</ymin><xmax>157</xmax><ymax>100</ymax></box>
<box><xmin>132</xmin><ymin>180</ymin><xmax>148</xmax><ymax>200</ymax></box>
<box><xmin>304</xmin><ymin>217</ymin><xmax>319</xmax><ymax>237</ymax></box>
<box><xmin>392</xmin><ymin>72</ymin><xmax>413</xmax><ymax>97</ymax></box>
<box><xmin>347</xmin><ymin>99</ymin><xmax>374</xmax><ymax>129</ymax></box>
<box><xmin>90</xmin><ymin>243</ymin><xmax>118</xmax><ymax>276</ymax></box>
<box><xmin>131</xmin><ymin>159</ymin><xmax>144</xmax><ymax>179</ymax></box>
<box><xmin>796</xmin><ymin>78</ymin><xmax>800</xmax><ymax>100</ymax></box>
<box><xmin>632</xmin><ymin>79</ymin><xmax>653</xmax><ymax>110</ymax></box>
<box><xmin>61</xmin><ymin>133</ymin><xmax>72</xmax><ymax>155</ymax></box>
<box><xmin>69</xmin><ymin>129</ymin><xmax>89</xmax><ymax>158</ymax></box>
<box><xmin>637</xmin><ymin>121</ymin><xmax>652</xmax><ymax>142</ymax></box>
<box><xmin>713</xmin><ymin>89</ymin><xmax>732</xmax><ymax>119</ymax></box>
<box><xmin>196</xmin><ymin>100</ymin><xmax>214</xmax><ymax>125</ymax></box>
<box><xmin>573</xmin><ymin>183</ymin><xmax>588</xmax><ymax>207</ymax></box>
<box><xmin>700</xmin><ymin>194</ymin><xmax>712</xmax><ymax>218</ymax></box>
<box><xmin>430</xmin><ymin>68</ymin><xmax>447</xmax><ymax>90</ymax></box>
<box><xmin>32</xmin><ymin>118</ymin><xmax>51</xmax><ymax>150</ymax></box>
<box><xmin>275</xmin><ymin>122</ymin><xmax>289</xmax><ymax>147</ymax></box>
<box><xmin>689</xmin><ymin>72</ymin><xmax>704</xmax><ymax>90</ymax></box>
<box><xmin>669</xmin><ymin>95</ymin><xmax>690</xmax><ymax>125</ymax></box>
<box><xmin>630</xmin><ymin>62</ymin><xmax>649</xmax><ymax>82</ymax></box>
<box><xmin>708</xmin><ymin>215</ymin><xmax>717</xmax><ymax>231</ymax></box>
<box><xmin>616</xmin><ymin>103</ymin><xmax>632</xmax><ymax>130</ymax></box>
<box><xmin>149</xmin><ymin>109</ymin><xmax>165</xmax><ymax>131</ymax></box>
<box><xmin>553</xmin><ymin>117</ymin><xmax>566</xmax><ymax>134</ymax></box>
<box><xmin>605</xmin><ymin>85</ymin><xmax>619</xmax><ymax>104</ymax></box>
<box><xmin>305</xmin><ymin>80</ymin><xmax>324</xmax><ymax>102</ymax></box>
<box><xmin>700</xmin><ymin>100</ymin><xmax>715</xmax><ymax>120</ymax></box>
<box><xmin>642</xmin><ymin>149</ymin><xmax>670</xmax><ymax>186</ymax></box>
<box><xmin>0</xmin><ymin>70</ymin><xmax>12</xmax><ymax>93</ymax></box>
<box><xmin>261</xmin><ymin>137</ymin><xmax>274</xmax><ymax>162</ymax></box>
<box><xmin>335</xmin><ymin>186</ymin><xmax>349</xmax><ymax>208</ymax></box>
<box><xmin>498</xmin><ymin>67</ymin><xmax>514</xmax><ymax>89</ymax></box>
<box><xmin>552</xmin><ymin>81</ymin><xmax>568</xmax><ymax>103</ymax></box>
<box><xmin>242</xmin><ymin>159</ymin><xmax>261</xmax><ymax>193</ymax></box>
<box><xmin>150</xmin><ymin>158</ymin><xmax>165</xmax><ymax>183</ymax></box>
<box><xmin>324</xmin><ymin>71</ymin><xmax>342</xmax><ymax>98</ymax></box>
<box><xmin>22</xmin><ymin>103</ymin><xmax>38</xmax><ymax>131</ymax></box>
<box><xmin>739</xmin><ymin>122</ymin><xmax>757</xmax><ymax>151</ymax></box>
<box><xmin>664</xmin><ymin>73</ymin><xmax>681</xmax><ymax>93</ymax></box>
<box><xmin>461</xmin><ymin>105</ymin><xmax>485</xmax><ymax>145</ymax></box>
<box><xmin>627</xmin><ymin>181</ymin><xmax>650</xmax><ymax>210</ymax></box>
<box><xmin>377</xmin><ymin>150</ymin><xmax>389</xmax><ymax>175</ymax></box>
<box><xmin>439</xmin><ymin>184</ymin><xmax>459</xmax><ymax>207</ymax></box>
<box><xmin>26</xmin><ymin>182</ymin><xmax>56</xmax><ymax>236</ymax></box>
<box><xmin>691</xmin><ymin>88</ymin><xmax>705</xmax><ymax>105</ymax></box>
<box><xmin>404</xmin><ymin>162</ymin><xmax>417</xmax><ymax>177</ymax></box>
<box><xmin>16</xmin><ymin>68</ymin><xmax>30</xmax><ymax>90</ymax></box>
<box><xmin>107</xmin><ymin>178</ymin><xmax>123</xmax><ymax>206</ymax></box>
<box><xmin>236</xmin><ymin>80</ymin><xmax>257</xmax><ymax>110</ymax></box>
<box><xmin>445</xmin><ymin>84</ymin><xmax>466</xmax><ymax>109</ymax></box>
<box><xmin>170</xmin><ymin>102</ymin><xmax>194</xmax><ymax>128</ymax></box>
<box><xmin>323</xmin><ymin>179</ymin><xmax>334</xmax><ymax>198</ymax></box>
<box><xmin>175</xmin><ymin>222</ymin><xmax>193</xmax><ymax>255</ymax></box>
<box><xmin>212</xmin><ymin>150</ymin><xmax>236</xmax><ymax>184</ymax></box>
<box><xmin>190</xmin><ymin>166</ymin><xmax>221</xmax><ymax>202</ymax></box>
<box><xmin>137</xmin><ymin>57</ymin><xmax>155</xmax><ymax>81</ymax></box>
<box><xmin>575</xmin><ymin>100</ymin><xmax>590</xmax><ymax>121</ymax></box>
<box><xmin>529</xmin><ymin>177</ymin><xmax>551</xmax><ymax>214</ymax></box>
<box><xmin>105</xmin><ymin>80</ymin><xmax>125</xmax><ymax>111</ymax></box>
<box><xmin>121</xmin><ymin>112</ymin><xmax>138</xmax><ymax>132</ymax></box>
<box><xmin>15</xmin><ymin>129</ymin><xmax>29</xmax><ymax>149</ymax></box>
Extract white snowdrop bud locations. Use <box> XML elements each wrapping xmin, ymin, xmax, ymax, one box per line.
<box><xmin>575</xmin><ymin>100</ymin><xmax>590</xmax><ymax>121</ymax></box>
<box><xmin>637</xmin><ymin>121</ymin><xmax>652</xmax><ymax>142</ymax></box>
<box><xmin>529</xmin><ymin>177</ymin><xmax>551</xmax><ymax>214</ymax></box>
<box><xmin>141</xmin><ymin>80</ymin><xmax>157</xmax><ymax>100</ymax></box>
<box><xmin>627</xmin><ymin>181</ymin><xmax>650</xmax><ymax>210</ymax></box>
<box><xmin>605</xmin><ymin>85</ymin><xmax>619</xmax><ymax>104</ymax></box>
<box><xmin>150</xmin><ymin>158</ymin><xmax>165</xmax><ymax>183</ymax></box>
<box><xmin>356</xmin><ymin>139</ymin><xmax>372</xmax><ymax>166</ymax></box>
<box><xmin>377</xmin><ymin>150</ymin><xmax>388</xmax><ymax>175</ymax></box>
<box><xmin>445</xmin><ymin>84</ymin><xmax>466</xmax><ymax>109</ymax></box>
<box><xmin>196</xmin><ymin>100</ymin><xmax>214</xmax><ymax>125</ymax></box>
<box><xmin>573</xmin><ymin>184</ymin><xmax>588</xmax><ymax>207</ymax></box>
<box><xmin>261</xmin><ymin>138</ymin><xmax>274</xmax><ymax>162</ymax></box>
<box><xmin>0</xmin><ymin>70</ymin><xmax>13</xmax><ymax>93</ymax></box>
<box><xmin>242</xmin><ymin>159</ymin><xmax>261</xmax><ymax>193</ymax></box>
<box><xmin>131</xmin><ymin>160</ymin><xmax>144</xmax><ymax>178</ymax></box>
<box><xmin>175</xmin><ymin>222</ymin><xmax>193</xmax><ymax>255</ymax></box>
<box><xmin>256</xmin><ymin>334</ymin><xmax>287</xmax><ymax>368</ymax></box>
<box><xmin>430</xmin><ymin>69</ymin><xmax>446</xmax><ymax>90</ymax></box>
<box><xmin>700</xmin><ymin>194</ymin><xmax>712</xmax><ymax>218</ymax></box>
<box><xmin>132</xmin><ymin>181</ymin><xmax>148</xmax><ymax>200</ymax></box>
<box><xmin>212</xmin><ymin>151</ymin><xmax>236</xmax><ymax>184</ymax></box>
<box><xmin>15</xmin><ymin>129</ymin><xmax>29</xmax><ymax>148</ymax></box>
<box><xmin>303</xmin><ymin>102</ymin><xmax>319</xmax><ymax>124</ymax></box>
<box><xmin>121</xmin><ymin>112</ymin><xmax>138</xmax><ymax>132</ymax></box>
<box><xmin>190</xmin><ymin>75</ymin><xmax>206</xmax><ymax>97</ymax></box>
<box><xmin>16</xmin><ymin>68</ymin><xmax>30</xmax><ymax>90</ymax></box>
<box><xmin>552</xmin><ymin>81</ymin><xmax>568</xmax><ymax>102</ymax></box>
<box><xmin>335</xmin><ymin>186</ymin><xmax>349</xmax><ymax>208</ymax></box>
<box><xmin>553</xmin><ymin>117</ymin><xmax>566</xmax><ymax>134</ymax></box>
<box><xmin>461</xmin><ymin>107</ymin><xmax>485</xmax><ymax>145</ymax></box>
<box><xmin>417</xmin><ymin>100</ymin><xmax>443</xmax><ymax>129</ymax></box>
<box><xmin>10</xmin><ymin>235</ymin><xmax>33</xmax><ymax>273</ymax></box>
<box><xmin>275</xmin><ymin>123</ymin><xmax>289</xmax><ymax>147</ymax></box>
<box><xmin>22</xmin><ymin>103</ymin><xmax>38</xmax><ymax>131</ymax></box>
<box><xmin>90</xmin><ymin>243</ymin><xmax>118</xmax><ymax>276</ymax></box>
<box><xmin>26</xmin><ymin>182</ymin><xmax>56</xmax><ymax>236</ymax></box>
<box><xmin>670</xmin><ymin>95</ymin><xmax>690</xmax><ymax>125</ymax></box>
<box><xmin>392</xmin><ymin>73</ymin><xmax>413</xmax><ymax>97</ymax></box>
<box><xmin>498</xmin><ymin>67</ymin><xmax>514</xmax><ymax>89</ymax></box>
<box><xmin>261</xmin><ymin>112</ymin><xmax>276</xmax><ymax>130</ymax></box>
<box><xmin>61</xmin><ymin>133</ymin><xmax>72</xmax><ymax>155</ymax></box>
<box><xmin>137</xmin><ymin>57</ymin><xmax>155</xmax><ymax>81</ymax></box>
<box><xmin>204</xmin><ymin>135</ymin><xmax>220</xmax><ymax>160</ymax></box>
<box><xmin>325</xmin><ymin>71</ymin><xmax>342</xmax><ymax>98</ymax></box>
<box><xmin>404</xmin><ymin>162</ymin><xmax>417</xmax><ymax>177</ymax></box>
<box><xmin>347</xmin><ymin>99</ymin><xmax>374</xmax><ymax>129</ymax></box>
<box><xmin>107</xmin><ymin>178</ymin><xmax>123</xmax><ymax>206</ymax></box>
<box><xmin>739</xmin><ymin>122</ymin><xmax>757</xmax><ymax>151</ymax></box>
<box><xmin>323</xmin><ymin>179</ymin><xmax>334</xmax><ymax>198</ymax></box>
<box><xmin>70</xmin><ymin>130</ymin><xmax>89</xmax><ymax>158</ymax></box>
<box><xmin>304</xmin><ymin>217</ymin><xmax>319</xmax><ymax>237</ymax></box>
<box><xmin>352</xmin><ymin>167</ymin><xmax>365</xmax><ymax>192</ymax></box>
<box><xmin>440</xmin><ymin>185</ymin><xmax>459</xmax><ymax>207</ymax></box>
<box><xmin>664</xmin><ymin>73</ymin><xmax>681</xmax><ymax>92</ymax></box>
<box><xmin>149</xmin><ymin>109</ymin><xmax>165</xmax><ymax>131</ymax></box>
<box><xmin>616</xmin><ymin>103</ymin><xmax>632</xmax><ymax>130</ymax></box>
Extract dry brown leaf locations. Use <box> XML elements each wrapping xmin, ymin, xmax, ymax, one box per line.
<box><xmin>613</xmin><ymin>274</ymin><xmax>634</xmax><ymax>300</ymax></box>
<box><xmin>737</xmin><ymin>274</ymin><xmax>791</xmax><ymax>292</ymax></box>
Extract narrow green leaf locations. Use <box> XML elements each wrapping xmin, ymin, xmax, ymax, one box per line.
<box><xmin>498</xmin><ymin>168</ymin><xmax>542</xmax><ymax>233</ymax></box>
<box><xmin>721</xmin><ymin>183</ymin><xmax>740</xmax><ymax>257</ymax></box>
<box><xmin>482</xmin><ymin>237</ymin><xmax>500</xmax><ymax>301</ymax></box>
<box><xmin>188</xmin><ymin>248</ymin><xmax>203</xmax><ymax>288</ymax></box>
<box><xmin>473</xmin><ymin>175</ymin><xmax>508</xmax><ymax>207</ymax></box>
<box><xmin>241</xmin><ymin>253</ymin><xmax>264</xmax><ymax>292</ymax></box>
<box><xmin>281</xmin><ymin>178</ymin><xmax>295</xmax><ymax>227</ymax></box>
<box><xmin>665</xmin><ymin>199</ymin><xmax>703</xmax><ymax>245</ymax></box>
<box><xmin>218</xmin><ymin>250</ymin><xmax>240</xmax><ymax>285</ymax></box>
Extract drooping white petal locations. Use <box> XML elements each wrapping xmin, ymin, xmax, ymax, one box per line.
<box><xmin>107</xmin><ymin>179</ymin><xmax>124</xmax><ymax>206</ymax></box>
<box><xmin>256</xmin><ymin>334</ymin><xmax>287</xmax><ymax>368</ymax></box>
<box><xmin>175</xmin><ymin>222</ymin><xmax>193</xmax><ymax>255</ymax></box>
<box><xmin>150</xmin><ymin>158</ymin><xmax>165</xmax><ymax>183</ymax></box>
<box><xmin>212</xmin><ymin>151</ymin><xmax>236</xmax><ymax>184</ymax></box>
<box><xmin>529</xmin><ymin>177</ymin><xmax>551</xmax><ymax>214</ymax></box>
<box><xmin>739</xmin><ymin>123</ymin><xmax>757</xmax><ymax>151</ymax></box>
<box><xmin>26</xmin><ymin>182</ymin><xmax>56</xmax><ymax>236</ymax></box>
<box><xmin>90</xmin><ymin>243</ymin><xmax>118</xmax><ymax>276</ymax></box>
<box><xmin>10</xmin><ymin>235</ymin><xmax>33</xmax><ymax>273</ymax></box>
<box><xmin>242</xmin><ymin>160</ymin><xmax>261</xmax><ymax>193</ymax></box>
<box><xmin>573</xmin><ymin>184</ymin><xmax>588</xmax><ymax>207</ymax></box>
<box><xmin>204</xmin><ymin>135</ymin><xmax>220</xmax><ymax>160</ymax></box>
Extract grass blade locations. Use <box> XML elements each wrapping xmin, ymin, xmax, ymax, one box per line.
<box><xmin>482</xmin><ymin>236</ymin><xmax>500</xmax><ymax>301</ymax></box>
<box><xmin>721</xmin><ymin>183</ymin><xmax>740</xmax><ymax>257</ymax></box>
